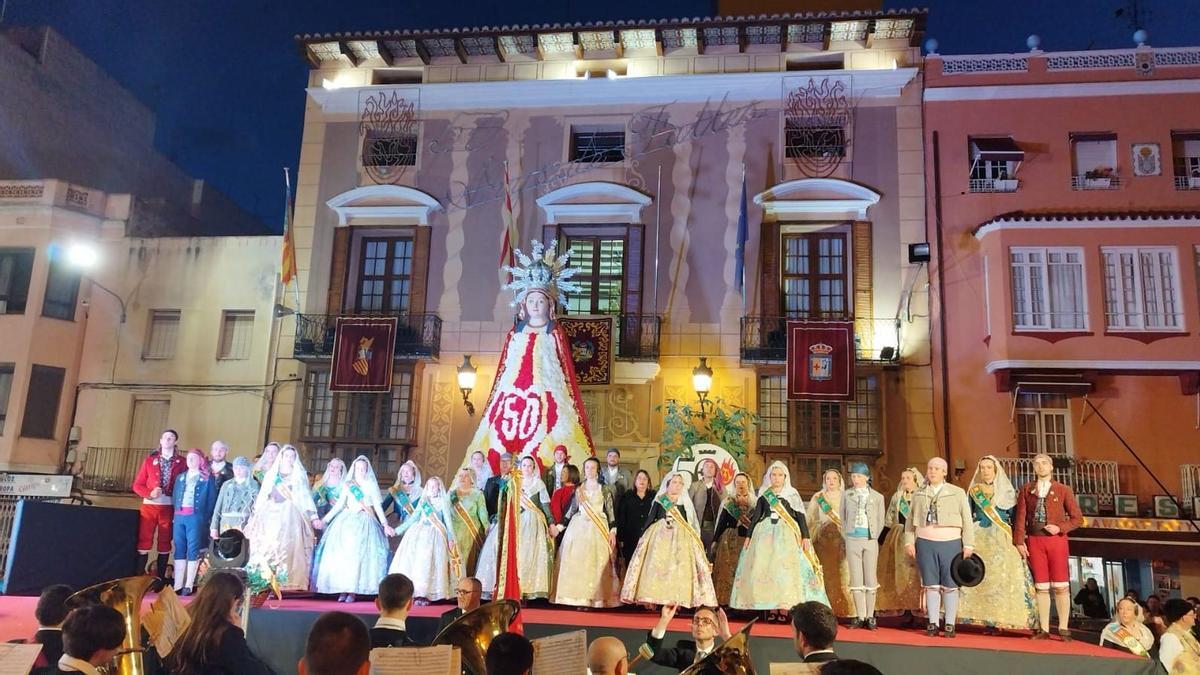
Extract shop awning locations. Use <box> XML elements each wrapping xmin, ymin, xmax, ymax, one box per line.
<box><xmin>970</xmin><ymin>137</ymin><xmax>1024</xmax><ymax>162</ymax></box>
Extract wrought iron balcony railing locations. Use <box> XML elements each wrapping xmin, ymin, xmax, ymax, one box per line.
<box><xmin>739</xmin><ymin>315</ymin><xmax>902</xmax><ymax>364</ymax></box>
<box><xmin>294</xmin><ymin>312</ymin><xmax>442</xmax><ymax>360</ymax></box>
<box><xmin>1071</xmin><ymin>174</ymin><xmax>1122</xmax><ymax>190</ymax></box>
<box><xmin>997</xmin><ymin>456</ymin><xmax>1121</xmax><ymax>499</ymax></box>
<box><xmin>616</xmin><ymin>314</ymin><xmax>662</xmax><ymax>361</ymax></box>
<box><xmin>80</xmin><ymin>446</ymin><xmax>152</xmax><ymax>493</ymax></box>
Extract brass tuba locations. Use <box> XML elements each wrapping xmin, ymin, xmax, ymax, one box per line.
<box><xmin>67</xmin><ymin>575</ymin><xmax>160</xmax><ymax>675</ymax></box>
<box><xmin>432</xmin><ymin>599</ymin><xmax>521</xmax><ymax>675</ymax></box>
<box><xmin>680</xmin><ymin>618</ymin><xmax>758</xmax><ymax>675</ymax></box>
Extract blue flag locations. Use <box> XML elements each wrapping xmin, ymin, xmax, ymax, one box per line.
<box><xmin>734</xmin><ymin>168</ymin><xmax>748</xmax><ymax>304</ymax></box>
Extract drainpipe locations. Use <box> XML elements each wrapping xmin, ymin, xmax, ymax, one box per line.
<box><xmin>930</xmin><ymin>130</ymin><xmax>952</xmax><ymax>466</ymax></box>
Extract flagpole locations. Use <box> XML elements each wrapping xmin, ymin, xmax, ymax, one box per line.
<box><xmin>740</xmin><ymin>162</ymin><xmax>747</xmax><ymax>314</ymax></box>
<box><xmin>283</xmin><ymin>167</ymin><xmax>302</xmax><ymax>311</ymax></box>
<box><xmin>652</xmin><ymin>164</ymin><xmax>662</xmax><ymax>314</ymax></box>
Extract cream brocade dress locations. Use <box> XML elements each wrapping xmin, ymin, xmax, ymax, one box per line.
<box><xmin>620</xmin><ymin>499</ymin><xmax>717</xmax><ymax>608</ymax></box>
<box><xmin>874</xmin><ymin>493</ymin><xmax>923</xmax><ymax>614</ymax></box>
<box><xmin>389</xmin><ymin>500</ymin><xmax>458</xmax><ymax>601</ymax></box>
<box><xmin>516</xmin><ymin>482</ymin><xmax>556</xmax><ymax>600</ymax></box>
<box><xmin>957</xmin><ymin>487</ymin><xmax>1038</xmax><ymax>629</ymax></box>
<box><xmin>552</xmin><ymin>483</ymin><xmax>620</xmax><ymax>608</ymax></box>
<box><xmin>243</xmin><ymin>473</ymin><xmax>316</xmax><ymax>592</ymax></box>
<box><xmin>807</xmin><ymin>491</ymin><xmax>855</xmax><ymax>617</ymax></box>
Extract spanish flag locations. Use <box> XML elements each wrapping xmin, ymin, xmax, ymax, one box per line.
<box><xmin>281</xmin><ymin>168</ymin><xmax>298</xmax><ymax>287</ymax></box>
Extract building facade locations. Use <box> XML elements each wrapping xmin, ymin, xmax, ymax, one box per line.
<box><xmin>280</xmin><ymin>8</ymin><xmax>934</xmax><ymax>496</ymax></box>
<box><xmin>923</xmin><ymin>40</ymin><xmax>1200</xmax><ymax>598</ymax></box>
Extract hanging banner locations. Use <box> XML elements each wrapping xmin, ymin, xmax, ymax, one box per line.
<box><xmin>557</xmin><ymin>316</ymin><xmax>614</xmax><ymax>386</ymax></box>
<box><xmin>330</xmin><ymin>317</ymin><xmax>397</xmax><ymax>392</ymax></box>
<box><xmin>786</xmin><ymin>320</ymin><xmax>855</xmax><ymax>401</ymax></box>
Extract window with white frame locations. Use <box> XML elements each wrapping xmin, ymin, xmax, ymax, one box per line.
<box><xmin>1009</xmin><ymin>248</ymin><xmax>1087</xmax><ymax>330</ymax></box>
<box><xmin>1015</xmin><ymin>393</ymin><xmax>1072</xmax><ymax>457</ymax></box>
<box><xmin>757</xmin><ymin>375</ymin><xmax>788</xmax><ymax>447</ymax></box>
<box><xmin>217</xmin><ymin>310</ymin><xmax>255</xmax><ymax>359</ymax></box>
<box><xmin>143</xmin><ymin>310</ymin><xmax>181</xmax><ymax>360</ymax></box>
<box><xmin>1102</xmin><ymin>247</ymin><xmax>1183</xmax><ymax>331</ymax></box>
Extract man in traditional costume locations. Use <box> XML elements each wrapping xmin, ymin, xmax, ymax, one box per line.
<box><xmin>1014</xmin><ymin>452</ymin><xmax>1083</xmax><ymax>641</ymax></box>
<box><xmin>208</xmin><ymin>441</ymin><xmax>235</xmax><ymax>492</ymax></box>
<box><xmin>840</xmin><ymin>462</ymin><xmax>885</xmax><ymax>630</ymax></box>
<box><xmin>904</xmin><ymin>457</ymin><xmax>974</xmax><ymax>638</ymax></box>
<box><xmin>689</xmin><ymin>458</ymin><xmax>724</xmax><ymax>552</ymax></box>
<box><xmin>131</xmin><ymin>429</ymin><xmax>186</xmax><ymax>578</ymax></box>
<box><xmin>210</xmin><ymin>456</ymin><xmax>259</xmax><ymax>539</ymax></box>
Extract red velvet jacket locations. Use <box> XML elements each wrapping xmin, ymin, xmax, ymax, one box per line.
<box><xmin>1012</xmin><ymin>479</ymin><xmax>1084</xmax><ymax>544</ymax></box>
<box><xmin>132</xmin><ymin>452</ymin><xmax>187</xmax><ymax>500</ymax></box>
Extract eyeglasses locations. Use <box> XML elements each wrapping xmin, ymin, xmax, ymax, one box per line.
<box><xmin>455</xmin><ymin>589</ymin><xmax>476</xmax><ymax>596</ymax></box>
<box><xmin>691</xmin><ymin>617</ymin><xmax>716</xmax><ymax>627</ymax></box>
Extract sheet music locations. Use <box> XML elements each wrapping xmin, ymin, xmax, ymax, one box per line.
<box><xmin>142</xmin><ymin>587</ymin><xmax>191</xmax><ymax>657</ymax></box>
<box><xmin>769</xmin><ymin>663</ymin><xmax>822</xmax><ymax>675</ymax></box>
<box><xmin>0</xmin><ymin>643</ymin><xmax>43</xmax><ymax>674</ymax></box>
<box><xmin>532</xmin><ymin>630</ymin><xmax>587</xmax><ymax>675</ymax></box>
<box><xmin>370</xmin><ymin>645</ymin><xmax>460</xmax><ymax>674</ymax></box>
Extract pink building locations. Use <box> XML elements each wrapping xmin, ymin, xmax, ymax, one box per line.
<box><xmin>924</xmin><ymin>37</ymin><xmax>1200</xmax><ymax>598</ymax></box>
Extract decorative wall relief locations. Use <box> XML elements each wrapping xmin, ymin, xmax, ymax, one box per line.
<box><xmin>1131</xmin><ymin>143</ymin><xmax>1162</xmax><ymax>176</ymax></box>
<box><xmin>423</xmin><ymin>379</ymin><xmax>456</xmax><ymax>479</ymax></box>
<box><xmin>358</xmin><ymin>89</ymin><xmax>420</xmax><ymax>185</ymax></box>
<box><xmin>783</xmin><ymin>75</ymin><xmax>854</xmax><ymax>178</ymax></box>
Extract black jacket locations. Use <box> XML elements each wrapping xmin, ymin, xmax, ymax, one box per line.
<box><xmin>803</xmin><ymin>650</ymin><xmax>838</xmax><ymax>663</ymax></box>
<box><xmin>745</xmin><ymin>495</ymin><xmax>810</xmax><ymax>540</ymax></box>
<box><xmin>35</xmin><ymin>629</ymin><xmax>64</xmax><ymax>668</ymax></box>
<box><xmin>437</xmin><ymin>607</ymin><xmax>464</xmax><ymax>635</ymax></box>
<box><xmin>483</xmin><ymin>476</ymin><xmax>507</xmax><ymax>520</ymax></box>
<box><xmin>642</xmin><ymin>631</ymin><xmax>702</xmax><ymax>671</ymax></box>
<box><xmin>616</xmin><ymin>490</ymin><xmax>654</xmax><ymax>561</ymax></box>
<box><xmin>370</xmin><ymin>627</ymin><xmax>416</xmax><ymax>649</ymax></box>
<box><xmin>164</xmin><ymin>624</ymin><xmax>270</xmax><ymax>674</ymax></box>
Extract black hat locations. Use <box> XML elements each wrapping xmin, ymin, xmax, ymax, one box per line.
<box><xmin>1164</xmin><ymin>598</ymin><xmax>1195</xmax><ymax>624</ymax></box>
<box><xmin>951</xmin><ymin>552</ymin><xmax>986</xmax><ymax>588</ymax></box>
<box><xmin>210</xmin><ymin>529</ymin><xmax>249</xmax><ymax>568</ymax></box>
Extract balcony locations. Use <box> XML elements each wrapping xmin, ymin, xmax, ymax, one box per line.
<box><xmin>616</xmin><ymin>314</ymin><xmax>662</xmax><ymax>361</ymax></box>
<box><xmin>739</xmin><ymin>316</ymin><xmax>900</xmax><ymax>364</ymax></box>
<box><xmin>1175</xmin><ymin>175</ymin><xmax>1200</xmax><ymax>190</ymax></box>
<box><xmin>80</xmin><ymin>446</ymin><xmax>151</xmax><ymax>493</ymax></box>
<box><xmin>996</xmin><ymin>456</ymin><xmax>1120</xmax><ymax>499</ymax></box>
<box><xmin>294</xmin><ymin>312</ymin><xmax>442</xmax><ymax>360</ymax></box>
<box><xmin>969</xmin><ymin>178</ymin><xmax>1019</xmax><ymax>193</ymax></box>
<box><xmin>1071</xmin><ymin>174</ymin><xmax>1122</xmax><ymax>190</ymax></box>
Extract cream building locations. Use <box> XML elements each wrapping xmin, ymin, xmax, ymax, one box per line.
<box><xmin>279</xmin><ymin>8</ymin><xmax>934</xmax><ymax>494</ymax></box>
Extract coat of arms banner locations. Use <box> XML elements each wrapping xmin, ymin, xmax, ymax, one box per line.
<box><xmin>557</xmin><ymin>316</ymin><xmax>614</xmax><ymax>386</ymax></box>
<box><xmin>786</xmin><ymin>320</ymin><xmax>855</xmax><ymax>401</ymax></box>
<box><xmin>330</xmin><ymin>317</ymin><xmax>398</xmax><ymax>392</ymax></box>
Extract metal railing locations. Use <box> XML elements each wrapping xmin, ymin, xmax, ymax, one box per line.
<box><xmin>1071</xmin><ymin>175</ymin><xmax>1122</xmax><ymax>190</ymax></box>
<box><xmin>1183</xmin><ymin>464</ymin><xmax>1200</xmax><ymax>512</ymax></box>
<box><xmin>1174</xmin><ymin>175</ymin><xmax>1200</xmax><ymax>190</ymax></box>
<box><xmin>616</xmin><ymin>314</ymin><xmax>662</xmax><ymax>361</ymax></box>
<box><xmin>739</xmin><ymin>315</ymin><xmax>902</xmax><ymax>364</ymax></box>
<box><xmin>996</xmin><ymin>456</ymin><xmax>1120</xmax><ymax>497</ymax></box>
<box><xmin>294</xmin><ymin>312</ymin><xmax>442</xmax><ymax>360</ymax></box>
<box><xmin>79</xmin><ymin>446</ymin><xmax>152</xmax><ymax>493</ymax></box>
<box><xmin>969</xmin><ymin>177</ymin><xmax>1019</xmax><ymax>193</ymax></box>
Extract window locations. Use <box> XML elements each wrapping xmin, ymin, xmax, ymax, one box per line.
<box><xmin>128</xmin><ymin>399</ymin><xmax>170</xmax><ymax>450</ymax></box>
<box><xmin>565</xmin><ymin>237</ymin><xmax>625</xmax><ymax>315</ymax></box>
<box><xmin>1015</xmin><ymin>393</ymin><xmax>1072</xmax><ymax>457</ymax></box>
<box><xmin>570</xmin><ymin>126</ymin><xmax>625</xmax><ymax>163</ymax></box>
<box><xmin>1070</xmin><ymin>133</ymin><xmax>1119</xmax><ymax>189</ymax></box>
<box><xmin>792</xmin><ymin>374</ymin><xmax>882</xmax><ymax>453</ymax></box>
<box><xmin>785</xmin><ymin>122</ymin><xmax>847</xmax><ymax>159</ymax></box>
<box><xmin>356</xmin><ymin>237</ymin><xmax>413</xmax><ymax>313</ymax></box>
<box><xmin>217</xmin><ymin>310</ymin><xmax>255</xmax><ymax>359</ymax></box>
<box><xmin>41</xmin><ymin>256</ymin><xmax>79</xmax><ymax>320</ymax></box>
<box><xmin>0</xmin><ymin>364</ymin><xmax>13</xmax><ymax>436</ymax></box>
<box><xmin>757</xmin><ymin>375</ymin><xmax>788</xmax><ymax>447</ymax></box>
<box><xmin>143</xmin><ymin>310</ymin><xmax>181</xmax><ymax>359</ymax></box>
<box><xmin>782</xmin><ymin>233</ymin><xmax>847</xmax><ymax>318</ymax></box>
<box><xmin>1009</xmin><ymin>247</ymin><xmax>1086</xmax><ymax>330</ymax></box>
<box><xmin>1102</xmin><ymin>247</ymin><xmax>1182</xmax><ymax>331</ymax></box>
<box><xmin>362</xmin><ymin>128</ymin><xmax>417</xmax><ymax>167</ymax></box>
<box><xmin>20</xmin><ymin>364</ymin><xmax>65</xmax><ymax>439</ymax></box>
<box><xmin>968</xmin><ymin>137</ymin><xmax>1023</xmax><ymax>192</ymax></box>
<box><xmin>301</xmin><ymin>367</ymin><xmax>416</xmax><ymax>479</ymax></box>
<box><xmin>1171</xmin><ymin>131</ymin><xmax>1200</xmax><ymax>189</ymax></box>
<box><xmin>0</xmin><ymin>248</ymin><xmax>35</xmax><ymax>314</ymax></box>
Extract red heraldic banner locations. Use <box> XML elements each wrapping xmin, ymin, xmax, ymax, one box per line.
<box><xmin>330</xmin><ymin>317</ymin><xmax>398</xmax><ymax>392</ymax></box>
<box><xmin>786</xmin><ymin>320</ymin><xmax>855</xmax><ymax>401</ymax></box>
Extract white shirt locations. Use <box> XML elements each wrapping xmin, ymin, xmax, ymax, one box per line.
<box><xmin>211</xmin><ymin>460</ymin><xmax>227</xmax><ymax>474</ymax></box>
<box><xmin>58</xmin><ymin>655</ymin><xmax>102</xmax><ymax>674</ymax></box>
<box><xmin>1036</xmin><ymin>479</ymin><xmax>1052</xmax><ymax>498</ymax></box>
<box><xmin>374</xmin><ymin>616</ymin><xmax>407</xmax><ymax>631</ymax></box>
<box><xmin>1159</xmin><ymin>632</ymin><xmax>1186</xmax><ymax>672</ymax></box>
<box><xmin>552</xmin><ymin>462</ymin><xmax>566</xmax><ymax>489</ymax></box>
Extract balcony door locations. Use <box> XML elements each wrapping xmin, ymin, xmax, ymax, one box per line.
<box><xmin>781</xmin><ymin>232</ymin><xmax>848</xmax><ymax>318</ymax></box>
<box><xmin>355</xmin><ymin>237</ymin><xmax>414</xmax><ymax>314</ymax></box>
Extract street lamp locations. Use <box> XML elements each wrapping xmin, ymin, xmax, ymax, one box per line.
<box><xmin>65</xmin><ymin>241</ymin><xmax>126</xmax><ymax>323</ymax></box>
<box><xmin>457</xmin><ymin>354</ymin><xmax>477</xmax><ymax>416</ymax></box>
<box><xmin>692</xmin><ymin>356</ymin><xmax>713</xmax><ymax>418</ymax></box>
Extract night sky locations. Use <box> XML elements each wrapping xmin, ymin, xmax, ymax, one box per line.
<box><xmin>3</xmin><ymin>0</ymin><xmax>1196</xmax><ymax>231</ymax></box>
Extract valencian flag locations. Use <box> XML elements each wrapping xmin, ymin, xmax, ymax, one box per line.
<box><xmin>280</xmin><ymin>168</ymin><xmax>298</xmax><ymax>287</ymax></box>
<box><xmin>330</xmin><ymin>317</ymin><xmax>397</xmax><ymax>392</ymax></box>
<box><xmin>786</xmin><ymin>320</ymin><xmax>856</xmax><ymax>401</ymax></box>
<box><xmin>499</xmin><ymin>162</ymin><xmax>519</xmax><ymax>283</ymax></box>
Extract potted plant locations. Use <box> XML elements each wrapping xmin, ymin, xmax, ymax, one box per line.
<box><xmin>1083</xmin><ymin>166</ymin><xmax>1114</xmax><ymax>189</ymax></box>
<box><xmin>656</xmin><ymin>397</ymin><xmax>759</xmax><ymax>473</ymax></box>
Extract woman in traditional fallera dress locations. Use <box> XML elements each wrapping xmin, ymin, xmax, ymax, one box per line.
<box><xmin>446</xmin><ymin>467</ymin><xmax>489</xmax><ymax>577</ymax></box>
<box><xmin>251</xmin><ymin>442</ymin><xmax>280</xmax><ymax>484</ymax></box>
<box><xmin>711</xmin><ymin>472</ymin><xmax>754</xmax><ymax>606</ymax></box>
<box><xmin>511</xmin><ymin>455</ymin><xmax>555</xmax><ymax>600</ymax></box>
<box><xmin>730</xmin><ymin>462</ymin><xmax>828</xmax><ymax>620</ymax></box>
<box><xmin>311</xmin><ymin>456</ymin><xmax>395</xmax><ymax>602</ymax></box>
<box><xmin>243</xmin><ymin>445</ymin><xmax>322</xmax><ymax>592</ymax></box>
<box><xmin>469</xmin><ymin>450</ymin><xmax>494</xmax><ymax>486</ymax></box>
<box><xmin>957</xmin><ymin>455</ymin><xmax>1038</xmax><ymax>632</ymax></box>
<box><xmin>552</xmin><ymin>457</ymin><xmax>620</xmax><ymax>608</ymax></box>
<box><xmin>620</xmin><ymin>471</ymin><xmax>718</xmax><ymax>609</ymax></box>
<box><xmin>311</xmin><ymin>458</ymin><xmax>346</xmax><ymax>520</ymax></box>
<box><xmin>389</xmin><ymin>477</ymin><xmax>460</xmax><ymax>603</ymax></box>
<box><xmin>383</xmin><ymin>460</ymin><xmax>423</xmax><ymax>524</ymax></box>
<box><xmin>808</xmin><ymin>469</ymin><xmax>855</xmax><ymax>618</ymax></box>
<box><xmin>875</xmin><ymin>467</ymin><xmax>925</xmax><ymax>620</ymax></box>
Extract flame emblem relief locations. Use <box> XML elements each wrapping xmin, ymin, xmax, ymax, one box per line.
<box><xmin>358</xmin><ymin>90</ymin><xmax>420</xmax><ymax>185</ymax></box>
<box><xmin>784</xmin><ymin>76</ymin><xmax>853</xmax><ymax>178</ymax></box>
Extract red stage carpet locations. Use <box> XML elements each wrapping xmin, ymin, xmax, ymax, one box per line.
<box><xmin>0</xmin><ymin>595</ymin><xmax>1152</xmax><ymax>674</ymax></box>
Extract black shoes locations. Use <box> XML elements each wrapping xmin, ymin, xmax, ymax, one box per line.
<box><xmin>1058</xmin><ymin>629</ymin><xmax>1073</xmax><ymax>642</ymax></box>
<box><xmin>943</xmin><ymin>625</ymin><xmax>956</xmax><ymax>639</ymax></box>
<box><xmin>925</xmin><ymin>623</ymin><xmax>939</xmax><ymax>637</ymax></box>
<box><xmin>866</xmin><ymin>617</ymin><xmax>878</xmax><ymax>631</ymax></box>
<box><xmin>849</xmin><ymin>619</ymin><xmax>863</xmax><ymax>629</ymax></box>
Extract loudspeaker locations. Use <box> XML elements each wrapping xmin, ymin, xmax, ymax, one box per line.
<box><xmin>2</xmin><ymin>500</ymin><xmax>139</xmax><ymax>595</ymax></box>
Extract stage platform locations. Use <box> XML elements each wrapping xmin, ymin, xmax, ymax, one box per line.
<box><xmin>0</xmin><ymin>595</ymin><xmax>1156</xmax><ymax>674</ymax></box>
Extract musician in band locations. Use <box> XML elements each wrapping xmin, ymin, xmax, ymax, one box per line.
<box><xmin>638</xmin><ymin>603</ymin><xmax>732</xmax><ymax>670</ymax></box>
